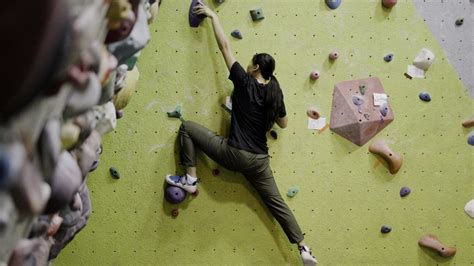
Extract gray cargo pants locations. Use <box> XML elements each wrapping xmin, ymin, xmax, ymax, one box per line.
<box><xmin>179</xmin><ymin>121</ymin><xmax>304</xmax><ymax>244</ymax></box>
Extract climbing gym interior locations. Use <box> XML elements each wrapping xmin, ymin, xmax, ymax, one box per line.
<box><xmin>0</xmin><ymin>0</ymin><xmax>473</xmax><ymax>265</ymax></box>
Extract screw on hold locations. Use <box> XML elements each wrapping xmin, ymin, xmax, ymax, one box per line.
<box><xmin>381</xmin><ymin>225</ymin><xmax>392</xmax><ymax>234</ymax></box>
<box><xmin>363</xmin><ymin>113</ymin><xmax>370</xmax><ymax>120</ymax></box>
<box><xmin>400</xmin><ymin>186</ymin><xmax>411</xmax><ymax>197</ymax></box>
<box><xmin>329</xmin><ymin>51</ymin><xmax>339</xmax><ymax>60</ymax></box>
<box><xmin>270</xmin><ymin>130</ymin><xmax>278</xmax><ymax>140</ymax></box>
<box><xmin>167</xmin><ymin>105</ymin><xmax>182</xmax><ymax>118</ymax></box>
<box><xmin>468</xmin><ymin>134</ymin><xmax>474</xmax><ymax>146</ymax></box>
<box><xmin>384</xmin><ymin>53</ymin><xmax>394</xmax><ymax>62</ymax></box>
<box><xmin>231</xmin><ymin>29</ymin><xmax>243</xmax><ymax>39</ymax></box>
<box><xmin>109</xmin><ymin>166</ymin><xmax>120</xmax><ymax>179</ymax></box>
<box><xmin>419</xmin><ymin>92</ymin><xmax>431</xmax><ymax>102</ymax></box>
<box><xmin>171</xmin><ymin>208</ymin><xmax>179</xmax><ymax>218</ymax></box>
<box><xmin>310</xmin><ymin>71</ymin><xmax>320</xmax><ymax>80</ymax></box>
<box><xmin>287</xmin><ymin>185</ymin><xmax>300</xmax><ymax>198</ymax></box>
<box><xmin>250</xmin><ymin>8</ymin><xmax>264</xmax><ymax>21</ymax></box>
<box><xmin>455</xmin><ymin>18</ymin><xmax>464</xmax><ymax>26</ymax></box>
<box><xmin>325</xmin><ymin>0</ymin><xmax>342</xmax><ymax>10</ymax></box>
<box><xmin>359</xmin><ymin>85</ymin><xmax>367</xmax><ymax>95</ymax></box>
<box><xmin>379</xmin><ymin>103</ymin><xmax>389</xmax><ymax>117</ymax></box>
<box><xmin>352</xmin><ymin>95</ymin><xmax>365</xmax><ymax>114</ymax></box>
<box><xmin>116</xmin><ymin>110</ymin><xmax>124</xmax><ymax>119</ymax></box>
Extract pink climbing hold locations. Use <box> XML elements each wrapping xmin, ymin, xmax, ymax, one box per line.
<box><xmin>382</xmin><ymin>0</ymin><xmax>397</xmax><ymax>8</ymax></box>
<box><xmin>310</xmin><ymin>70</ymin><xmax>320</xmax><ymax>80</ymax></box>
<box><xmin>329</xmin><ymin>51</ymin><xmax>339</xmax><ymax>60</ymax></box>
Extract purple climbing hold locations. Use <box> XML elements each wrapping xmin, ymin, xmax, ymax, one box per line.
<box><xmin>384</xmin><ymin>53</ymin><xmax>394</xmax><ymax>62</ymax></box>
<box><xmin>326</xmin><ymin>0</ymin><xmax>342</xmax><ymax>10</ymax></box>
<box><xmin>468</xmin><ymin>134</ymin><xmax>474</xmax><ymax>146</ymax></box>
<box><xmin>189</xmin><ymin>0</ymin><xmax>206</xmax><ymax>28</ymax></box>
<box><xmin>231</xmin><ymin>29</ymin><xmax>243</xmax><ymax>39</ymax></box>
<box><xmin>352</xmin><ymin>95</ymin><xmax>364</xmax><ymax>106</ymax></box>
<box><xmin>165</xmin><ymin>185</ymin><xmax>187</xmax><ymax>204</ymax></box>
<box><xmin>270</xmin><ymin>130</ymin><xmax>278</xmax><ymax>140</ymax></box>
<box><xmin>400</xmin><ymin>186</ymin><xmax>411</xmax><ymax>197</ymax></box>
<box><xmin>381</xmin><ymin>225</ymin><xmax>392</xmax><ymax>234</ymax></box>
<box><xmin>116</xmin><ymin>110</ymin><xmax>124</xmax><ymax>119</ymax></box>
<box><xmin>419</xmin><ymin>92</ymin><xmax>431</xmax><ymax>102</ymax></box>
<box><xmin>379</xmin><ymin>103</ymin><xmax>389</xmax><ymax>117</ymax></box>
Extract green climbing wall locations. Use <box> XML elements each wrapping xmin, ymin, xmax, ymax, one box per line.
<box><xmin>56</xmin><ymin>0</ymin><xmax>474</xmax><ymax>265</ymax></box>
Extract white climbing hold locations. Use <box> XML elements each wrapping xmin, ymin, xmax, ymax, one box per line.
<box><xmin>413</xmin><ymin>48</ymin><xmax>435</xmax><ymax>71</ymax></box>
<box><xmin>465</xmin><ymin>199</ymin><xmax>474</xmax><ymax>218</ymax></box>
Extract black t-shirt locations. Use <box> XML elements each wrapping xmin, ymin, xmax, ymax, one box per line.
<box><xmin>227</xmin><ymin>62</ymin><xmax>286</xmax><ymax>155</ymax></box>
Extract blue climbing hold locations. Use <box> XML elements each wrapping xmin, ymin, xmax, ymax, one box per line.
<box><xmin>189</xmin><ymin>0</ymin><xmax>207</xmax><ymax>27</ymax></box>
<box><xmin>287</xmin><ymin>185</ymin><xmax>300</xmax><ymax>198</ymax></box>
<box><xmin>231</xmin><ymin>29</ymin><xmax>243</xmax><ymax>39</ymax></box>
<box><xmin>325</xmin><ymin>0</ymin><xmax>342</xmax><ymax>9</ymax></box>
<box><xmin>381</xmin><ymin>225</ymin><xmax>392</xmax><ymax>234</ymax></box>
<box><xmin>400</xmin><ymin>186</ymin><xmax>411</xmax><ymax>197</ymax></box>
<box><xmin>384</xmin><ymin>53</ymin><xmax>394</xmax><ymax>62</ymax></box>
<box><xmin>379</xmin><ymin>103</ymin><xmax>389</xmax><ymax>117</ymax></box>
<box><xmin>419</xmin><ymin>92</ymin><xmax>431</xmax><ymax>102</ymax></box>
<box><xmin>352</xmin><ymin>95</ymin><xmax>364</xmax><ymax>106</ymax></box>
<box><xmin>468</xmin><ymin>134</ymin><xmax>474</xmax><ymax>146</ymax></box>
<box><xmin>0</xmin><ymin>150</ymin><xmax>10</xmax><ymax>187</ymax></box>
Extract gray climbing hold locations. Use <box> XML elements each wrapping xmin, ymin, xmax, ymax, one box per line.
<box><xmin>468</xmin><ymin>134</ymin><xmax>474</xmax><ymax>146</ymax></box>
<box><xmin>359</xmin><ymin>85</ymin><xmax>367</xmax><ymax>95</ymax></box>
<box><xmin>379</xmin><ymin>103</ymin><xmax>389</xmax><ymax>117</ymax></box>
<box><xmin>352</xmin><ymin>95</ymin><xmax>364</xmax><ymax>114</ymax></box>
<box><xmin>287</xmin><ymin>185</ymin><xmax>299</xmax><ymax>198</ymax></box>
<box><xmin>384</xmin><ymin>53</ymin><xmax>394</xmax><ymax>62</ymax></box>
<box><xmin>363</xmin><ymin>113</ymin><xmax>370</xmax><ymax>120</ymax></box>
<box><xmin>325</xmin><ymin>0</ymin><xmax>342</xmax><ymax>10</ymax></box>
<box><xmin>400</xmin><ymin>186</ymin><xmax>411</xmax><ymax>197</ymax></box>
<box><xmin>381</xmin><ymin>225</ymin><xmax>392</xmax><ymax>234</ymax></box>
<box><xmin>250</xmin><ymin>8</ymin><xmax>264</xmax><ymax>21</ymax></box>
<box><xmin>167</xmin><ymin>105</ymin><xmax>182</xmax><ymax>119</ymax></box>
<box><xmin>110</xmin><ymin>166</ymin><xmax>120</xmax><ymax>179</ymax></box>
<box><xmin>455</xmin><ymin>18</ymin><xmax>464</xmax><ymax>26</ymax></box>
<box><xmin>231</xmin><ymin>29</ymin><xmax>243</xmax><ymax>39</ymax></box>
<box><xmin>419</xmin><ymin>92</ymin><xmax>431</xmax><ymax>102</ymax></box>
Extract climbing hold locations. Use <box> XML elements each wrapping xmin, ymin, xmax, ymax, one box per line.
<box><xmin>462</xmin><ymin>117</ymin><xmax>474</xmax><ymax>128</ymax></box>
<box><xmin>382</xmin><ymin>0</ymin><xmax>397</xmax><ymax>8</ymax></box>
<box><xmin>109</xmin><ymin>166</ymin><xmax>120</xmax><ymax>179</ymax></box>
<box><xmin>231</xmin><ymin>29</ymin><xmax>243</xmax><ymax>39</ymax></box>
<box><xmin>359</xmin><ymin>85</ymin><xmax>367</xmax><ymax>95</ymax></box>
<box><xmin>352</xmin><ymin>95</ymin><xmax>365</xmax><ymax>114</ymax></box>
<box><xmin>468</xmin><ymin>134</ymin><xmax>474</xmax><ymax>146</ymax></box>
<box><xmin>287</xmin><ymin>185</ymin><xmax>300</xmax><ymax>198</ymax></box>
<box><xmin>270</xmin><ymin>130</ymin><xmax>278</xmax><ymax>139</ymax></box>
<box><xmin>381</xmin><ymin>225</ymin><xmax>392</xmax><ymax>234</ymax></box>
<box><xmin>464</xmin><ymin>199</ymin><xmax>474</xmax><ymax>218</ymax></box>
<box><xmin>215</xmin><ymin>0</ymin><xmax>225</xmax><ymax>4</ymax></box>
<box><xmin>171</xmin><ymin>208</ymin><xmax>179</xmax><ymax>218</ymax></box>
<box><xmin>369</xmin><ymin>139</ymin><xmax>403</xmax><ymax>174</ymax></box>
<box><xmin>310</xmin><ymin>70</ymin><xmax>320</xmax><ymax>80</ymax></box>
<box><xmin>384</xmin><ymin>53</ymin><xmax>394</xmax><ymax>62</ymax></box>
<box><xmin>212</xmin><ymin>168</ymin><xmax>220</xmax><ymax>176</ymax></box>
<box><xmin>418</xmin><ymin>234</ymin><xmax>456</xmax><ymax>258</ymax></box>
<box><xmin>379</xmin><ymin>103</ymin><xmax>389</xmax><ymax>117</ymax></box>
<box><xmin>325</xmin><ymin>0</ymin><xmax>342</xmax><ymax>10</ymax></box>
<box><xmin>413</xmin><ymin>48</ymin><xmax>435</xmax><ymax>71</ymax></box>
<box><xmin>116</xmin><ymin>109</ymin><xmax>124</xmax><ymax>119</ymax></box>
<box><xmin>307</xmin><ymin>107</ymin><xmax>320</xmax><ymax>120</ymax></box>
<box><xmin>455</xmin><ymin>18</ymin><xmax>464</xmax><ymax>26</ymax></box>
<box><xmin>165</xmin><ymin>185</ymin><xmax>187</xmax><ymax>204</ymax></box>
<box><xmin>329</xmin><ymin>51</ymin><xmax>339</xmax><ymax>60</ymax></box>
<box><xmin>192</xmin><ymin>189</ymin><xmax>199</xmax><ymax>197</ymax></box>
<box><xmin>167</xmin><ymin>105</ymin><xmax>182</xmax><ymax>119</ymax></box>
<box><xmin>363</xmin><ymin>113</ymin><xmax>370</xmax><ymax>120</ymax></box>
<box><xmin>419</xmin><ymin>92</ymin><xmax>431</xmax><ymax>102</ymax></box>
<box><xmin>189</xmin><ymin>0</ymin><xmax>206</xmax><ymax>27</ymax></box>
<box><xmin>399</xmin><ymin>186</ymin><xmax>411</xmax><ymax>197</ymax></box>
<box><xmin>249</xmin><ymin>8</ymin><xmax>264</xmax><ymax>21</ymax></box>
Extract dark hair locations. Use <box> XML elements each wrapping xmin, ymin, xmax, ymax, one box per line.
<box><xmin>252</xmin><ymin>53</ymin><xmax>283</xmax><ymax>131</ymax></box>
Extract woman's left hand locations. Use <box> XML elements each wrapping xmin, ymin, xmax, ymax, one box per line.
<box><xmin>193</xmin><ymin>0</ymin><xmax>216</xmax><ymax>18</ymax></box>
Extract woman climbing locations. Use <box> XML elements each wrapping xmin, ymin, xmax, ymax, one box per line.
<box><xmin>165</xmin><ymin>1</ymin><xmax>318</xmax><ymax>265</ymax></box>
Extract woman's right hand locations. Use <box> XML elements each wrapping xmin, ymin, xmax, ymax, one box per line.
<box><xmin>193</xmin><ymin>1</ymin><xmax>216</xmax><ymax>19</ymax></box>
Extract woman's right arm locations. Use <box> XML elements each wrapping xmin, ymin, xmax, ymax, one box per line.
<box><xmin>194</xmin><ymin>1</ymin><xmax>236</xmax><ymax>70</ymax></box>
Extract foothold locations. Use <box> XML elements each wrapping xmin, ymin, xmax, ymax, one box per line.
<box><xmin>384</xmin><ymin>53</ymin><xmax>394</xmax><ymax>62</ymax></box>
<box><xmin>307</xmin><ymin>107</ymin><xmax>320</xmax><ymax>120</ymax></box>
<box><xmin>167</xmin><ymin>105</ymin><xmax>182</xmax><ymax>119</ymax></box>
<box><xmin>468</xmin><ymin>134</ymin><xmax>474</xmax><ymax>146</ymax></box>
<box><xmin>310</xmin><ymin>70</ymin><xmax>320</xmax><ymax>80</ymax></box>
<box><xmin>231</xmin><ymin>29</ymin><xmax>243</xmax><ymax>39</ymax></box>
<box><xmin>287</xmin><ymin>185</ymin><xmax>300</xmax><ymax>198</ymax></box>
<box><xmin>249</xmin><ymin>8</ymin><xmax>264</xmax><ymax>21</ymax></box>
<box><xmin>413</xmin><ymin>48</ymin><xmax>435</xmax><ymax>71</ymax></box>
<box><xmin>455</xmin><ymin>18</ymin><xmax>464</xmax><ymax>26</ymax></box>
<box><xmin>382</xmin><ymin>0</ymin><xmax>397</xmax><ymax>8</ymax></box>
<box><xmin>352</xmin><ymin>95</ymin><xmax>365</xmax><ymax>114</ymax></box>
<box><xmin>359</xmin><ymin>85</ymin><xmax>367</xmax><ymax>95</ymax></box>
<box><xmin>110</xmin><ymin>166</ymin><xmax>120</xmax><ymax>179</ymax></box>
<box><xmin>329</xmin><ymin>51</ymin><xmax>339</xmax><ymax>60</ymax></box>
<box><xmin>381</xmin><ymin>225</ymin><xmax>392</xmax><ymax>234</ymax></box>
<box><xmin>379</xmin><ymin>103</ymin><xmax>389</xmax><ymax>117</ymax></box>
<box><xmin>369</xmin><ymin>139</ymin><xmax>403</xmax><ymax>174</ymax></box>
<box><xmin>171</xmin><ymin>208</ymin><xmax>179</xmax><ymax>218</ymax></box>
<box><xmin>399</xmin><ymin>186</ymin><xmax>411</xmax><ymax>197</ymax></box>
<box><xmin>325</xmin><ymin>0</ymin><xmax>342</xmax><ymax>10</ymax></box>
<box><xmin>270</xmin><ymin>130</ymin><xmax>278</xmax><ymax>140</ymax></box>
<box><xmin>212</xmin><ymin>169</ymin><xmax>220</xmax><ymax>176</ymax></box>
<box><xmin>464</xmin><ymin>199</ymin><xmax>474</xmax><ymax>218</ymax></box>
<box><xmin>462</xmin><ymin>117</ymin><xmax>474</xmax><ymax>128</ymax></box>
<box><xmin>116</xmin><ymin>110</ymin><xmax>124</xmax><ymax>119</ymax></box>
<box><xmin>418</xmin><ymin>234</ymin><xmax>456</xmax><ymax>258</ymax></box>
<box><xmin>189</xmin><ymin>0</ymin><xmax>206</xmax><ymax>27</ymax></box>
<box><xmin>363</xmin><ymin>113</ymin><xmax>370</xmax><ymax>120</ymax></box>
<box><xmin>419</xmin><ymin>92</ymin><xmax>431</xmax><ymax>102</ymax></box>
<box><xmin>165</xmin><ymin>185</ymin><xmax>187</xmax><ymax>204</ymax></box>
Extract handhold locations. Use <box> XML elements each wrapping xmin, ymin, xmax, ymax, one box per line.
<box><xmin>250</xmin><ymin>8</ymin><xmax>264</xmax><ymax>21</ymax></box>
<box><xmin>382</xmin><ymin>0</ymin><xmax>397</xmax><ymax>8</ymax></box>
<box><xmin>359</xmin><ymin>85</ymin><xmax>367</xmax><ymax>95</ymax></box>
<box><xmin>167</xmin><ymin>105</ymin><xmax>182</xmax><ymax>119</ymax></box>
<box><xmin>464</xmin><ymin>199</ymin><xmax>474</xmax><ymax>218</ymax></box>
<box><xmin>363</xmin><ymin>113</ymin><xmax>370</xmax><ymax>120</ymax></box>
<box><xmin>325</xmin><ymin>0</ymin><xmax>342</xmax><ymax>10</ymax></box>
<box><xmin>413</xmin><ymin>49</ymin><xmax>435</xmax><ymax>71</ymax></box>
<box><xmin>165</xmin><ymin>185</ymin><xmax>187</xmax><ymax>204</ymax></box>
<box><xmin>352</xmin><ymin>95</ymin><xmax>365</xmax><ymax>114</ymax></box>
<box><xmin>418</xmin><ymin>234</ymin><xmax>456</xmax><ymax>257</ymax></box>
<box><xmin>116</xmin><ymin>110</ymin><xmax>124</xmax><ymax>119</ymax></box>
<box><xmin>462</xmin><ymin>117</ymin><xmax>474</xmax><ymax>128</ymax></box>
<box><xmin>270</xmin><ymin>130</ymin><xmax>278</xmax><ymax>139</ymax></box>
<box><xmin>70</xmin><ymin>192</ymin><xmax>83</xmax><ymax>212</ymax></box>
<box><xmin>75</xmin><ymin>130</ymin><xmax>102</xmax><ymax>175</ymax></box>
<box><xmin>379</xmin><ymin>103</ymin><xmax>389</xmax><ymax>117</ymax></box>
<box><xmin>110</xmin><ymin>167</ymin><xmax>120</xmax><ymax>179</ymax></box>
<box><xmin>468</xmin><ymin>134</ymin><xmax>474</xmax><ymax>146</ymax></box>
<box><xmin>61</xmin><ymin>121</ymin><xmax>81</xmax><ymax>150</ymax></box>
<box><xmin>8</xmin><ymin>239</ymin><xmax>43</xmax><ymax>266</ymax></box>
<box><xmin>310</xmin><ymin>71</ymin><xmax>320</xmax><ymax>80</ymax></box>
<box><xmin>384</xmin><ymin>53</ymin><xmax>394</xmax><ymax>62</ymax></box>
<box><xmin>419</xmin><ymin>92</ymin><xmax>431</xmax><ymax>102</ymax></box>
<box><xmin>0</xmin><ymin>143</ymin><xmax>26</xmax><ymax>189</ymax></box>
<box><xmin>307</xmin><ymin>107</ymin><xmax>320</xmax><ymax>120</ymax></box>
<box><xmin>369</xmin><ymin>139</ymin><xmax>403</xmax><ymax>174</ymax></box>
<box><xmin>149</xmin><ymin>1</ymin><xmax>160</xmax><ymax>24</ymax></box>
<box><xmin>231</xmin><ymin>29</ymin><xmax>243</xmax><ymax>39</ymax></box>
<box><xmin>455</xmin><ymin>18</ymin><xmax>464</xmax><ymax>26</ymax></box>
<box><xmin>189</xmin><ymin>0</ymin><xmax>207</xmax><ymax>27</ymax></box>
<box><xmin>329</xmin><ymin>51</ymin><xmax>339</xmax><ymax>60</ymax></box>
<box><xmin>106</xmin><ymin>0</ymin><xmax>135</xmax><ymax>30</ymax></box>
<box><xmin>400</xmin><ymin>186</ymin><xmax>411</xmax><ymax>197</ymax></box>
<box><xmin>113</xmin><ymin>65</ymin><xmax>139</xmax><ymax>110</ymax></box>
<box><xmin>171</xmin><ymin>208</ymin><xmax>179</xmax><ymax>218</ymax></box>
<box><xmin>212</xmin><ymin>169</ymin><xmax>220</xmax><ymax>176</ymax></box>
<box><xmin>287</xmin><ymin>185</ymin><xmax>300</xmax><ymax>198</ymax></box>
<box><xmin>381</xmin><ymin>225</ymin><xmax>392</xmax><ymax>233</ymax></box>
<box><xmin>93</xmin><ymin>102</ymin><xmax>117</xmax><ymax>136</ymax></box>
<box><xmin>64</xmin><ymin>73</ymin><xmax>101</xmax><ymax>117</ymax></box>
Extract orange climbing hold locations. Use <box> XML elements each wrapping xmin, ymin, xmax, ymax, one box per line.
<box><xmin>369</xmin><ymin>139</ymin><xmax>403</xmax><ymax>174</ymax></box>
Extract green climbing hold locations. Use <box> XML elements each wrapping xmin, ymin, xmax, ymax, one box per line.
<box><xmin>110</xmin><ymin>167</ymin><xmax>120</xmax><ymax>179</ymax></box>
<box><xmin>287</xmin><ymin>185</ymin><xmax>300</xmax><ymax>198</ymax></box>
<box><xmin>359</xmin><ymin>84</ymin><xmax>367</xmax><ymax>95</ymax></box>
